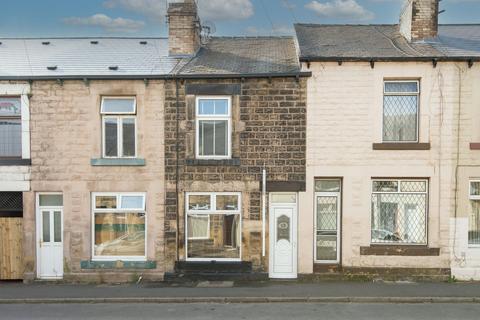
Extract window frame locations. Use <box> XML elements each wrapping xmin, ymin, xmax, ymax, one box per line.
<box><xmin>195</xmin><ymin>96</ymin><xmax>232</xmax><ymax>160</ymax></box>
<box><xmin>185</xmin><ymin>192</ymin><xmax>242</xmax><ymax>262</ymax></box>
<box><xmin>0</xmin><ymin>96</ymin><xmax>22</xmax><ymax>158</ymax></box>
<box><xmin>382</xmin><ymin>80</ymin><xmax>420</xmax><ymax>143</ymax></box>
<box><xmin>101</xmin><ymin>97</ymin><xmax>137</xmax><ymax>159</ymax></box>
<box><xmin>371</xmin><ymin>178</ymin><xmax>428</xmax><ymax>246</ymax></box>
<box><xmin>91</xmin><ymin>192</ymin><xmax>147</xmax><ymax>262</ymax></box>
<box><xmin>469</xmin><ymin>180</ymin><xmax>480</xmax><ymax>247</ymax></box>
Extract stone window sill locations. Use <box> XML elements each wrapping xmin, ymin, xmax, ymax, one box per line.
<box><xmin>360</xmin><ymin>245</ymin><xmax>440</xmax><ymax>256</ymax></box>
<box><xmin>186</xmin><ymin>158</ymin><xmax>240</xmax><ymax>166</ymax></box>
<box><xmin>372</xmin><ymin>143</ymin><xmax>431</xmax><ymax>150</ymax></box>
<box><xmin>91</xmin><ymin>158</ymin><xmax>145</xmax><ymax>166</ymax></box>
<box><xmin>470</xmin><ymin>143</ymin><xmax>480</xmax><ymax>150</ymax></box>
<box><xmin>81</xmin><ymin>260</ymin><xmax>156</xmax><ymax>269</ymax></box>
<box><xmin>0</xmin><ymin>158</ymin><xmax>31</xmax><ymax>166</ymax></box>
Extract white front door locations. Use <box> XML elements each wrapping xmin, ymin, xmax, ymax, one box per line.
<box><xmin>37</xmin><ymin>195</ymin><xmax>64</xmax><ymax>279</ymax></box>
<box><xmin>269</xmin><ymin>193</ymin><xmax>297</xmax><ymax>279</ymax></box>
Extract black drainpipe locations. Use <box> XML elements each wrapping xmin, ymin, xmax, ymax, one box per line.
<box><xmin>175</xmin><ymin>78</ymin><xmax>180</xmax><ymax>263</ymax></box>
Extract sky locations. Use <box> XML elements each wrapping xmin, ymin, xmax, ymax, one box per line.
<box><xmin>0</xmin><ymin>0</ymin><xmax>479</xmax><ymax>38</ymax></box>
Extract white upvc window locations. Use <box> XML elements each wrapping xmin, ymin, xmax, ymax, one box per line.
<box><xmin>469</xmin><ymin>180</ymin><xmax>480</xmax><ymax>246</ymax></box>
<box><xmin>101</xmin><ymin>97</ymin><xmax>137</xmax><ymax>158</ymax></box>
<box><xmin>185</xmin><ymin>192</ymin><xmax>241</xmax><ymax>261</ymax></box>
<box><xmin>0</xmin><ymin>97</ymin><xmax>22</xmax><ymax>158</ymax></box>
<box><xmin>92</xmin><ymin>192</ymin><xmax>146</xmax><ymax>261</ymax></box>
<box><xmin>383</xmin><ymin>80</ymin><xmax>420</xmax><ymax>143</ymax></box>
<box><xmin>371</xmin><ymin>179</ymin><xmax>428</xmax><ymax>245</ymax></box>
<box><xmin>195</xmin><ymin>96</ymin><xmax>232</xmax><ymax>159</ymax></box>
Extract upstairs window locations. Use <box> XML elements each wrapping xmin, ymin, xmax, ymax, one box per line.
<box><xmin>101</xmin><ymin>97</ymin><xmax>136</xmax><ymax>158</ymax></box>
<box><xmin>383</xmin><ymin>81</ymin><xmax>419</xmax><ymax>142</ymax></box>
<box><xmin>0</xmin><ymin>97</ymin><xmax>22</xmax><ymax>158</ymax></box>
<box><xmin>195</xmin><ymin>97</ymin><xmax>231</xmax><ymax>159</ymax></box>
<box><xmin>469</xmin><ymin>181</ymin><xmax>480</xmax><ymax>246</ymax></box>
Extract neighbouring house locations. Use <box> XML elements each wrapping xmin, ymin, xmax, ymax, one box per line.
<box><xmin>0</xmin><ymin>0</ymin><xmax>309</xmax><ymax>282</ymax></box>
<box><xmin>295</xmin><ymin>0</ymin><xmax>479</xmax><ymax>279</ymax></box>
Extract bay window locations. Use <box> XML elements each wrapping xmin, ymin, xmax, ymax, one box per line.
<box><xmin>371</xmin><ymin>179</ymin><xmax>428</xmax><ymax>245</ymax></box>
<box><xmin>195</xmin><ymin>97</ymin><xmax>231</xmax><ymax>159</ymax></box>
<box><xmin>101</xmin><ymin>97</ymin><xmax>136</xmax><ymax>158</ymax></box>
<box><xmin>186</xmin><ymin>192</ymin><xmax>241</xmax><ymax>260</ymax></box>
<box><xmin>92</xmin><ymin>193</ymin><xmax>146</xmax><ymax>260</ymax></box>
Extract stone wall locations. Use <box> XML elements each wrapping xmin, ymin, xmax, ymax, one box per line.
<box><xmin>25</xmin><ymin>80</ymin><xmax>166</xmax><ymax>282</ymax></box>
<box><xmin>164</xmin><ymin>77</ymin><xmax>307</xmax><ymax>271</ymax></box>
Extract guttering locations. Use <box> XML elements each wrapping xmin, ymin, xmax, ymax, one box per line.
<box><xmin>0</xmin><ymin>71</ymin><xmax>312</xmax><ymax>81</ymax></box>
<box><xmin>300</xmin><ymin>56</ymin><xmax>480</xmax><ymax>63</ymax></box>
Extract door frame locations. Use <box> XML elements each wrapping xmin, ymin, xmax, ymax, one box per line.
<box><xmin>314</xmin><ymin>187</ymin><xmax>342</xmax><ymax>264</ymax></box>
<box><xmin>36</xmin><ymin>192</ymin><xmax>64</xmax><ymax>279</ymax></box>
<box><xmin>268</xmin><ymin>192</ymin><xmax>298</xmax><ymax>279</ymax></box>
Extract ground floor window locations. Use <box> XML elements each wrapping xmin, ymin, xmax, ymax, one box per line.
<box><xmin>469</xmin><ymin>181</ymin><xmax>480</xmax><ymax>245</ymax></box>
<box><xmin>371</xmin><ymin>179</ymin><xmax>428</xmax><ymax>245</ymax></box>
<box><xmin>186</xmin><ymin>192</ymin><xmax>241</xmax><ymax>261</ymax></box>
<box><xmin>92</xmin><ymin>193</ymin><xmax>146</xmax><ymax>260</ymax></box>
<box><xmin>0</xmin><ymin>192</ymin><xmax>23</xmax><ymax>217</ymax></box>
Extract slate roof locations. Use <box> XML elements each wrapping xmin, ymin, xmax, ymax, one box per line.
<box><xmin>0</xmin><ymin>36</ymin><xmax>303</xmax><ymax>79</ymax></box>
<box><xmin>0</xmin><ymin>38</ymin><xmax>186</xmax><ymax>79</ymax></box>
<box><xmin>179</xmin><ymin>37</ymin><xmax>301</xmax><ymax>76</ymax></box>
<box><xmin>295</xmin><ymin>24</ymin><xmax>480</xmax><ymax>61</ymax></box>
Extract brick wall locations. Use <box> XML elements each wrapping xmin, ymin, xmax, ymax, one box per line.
<box><xmin>401</xmin><ymin>0</ymin><xmax>439</xmax><ymax>41</ymax></box>
<box><xmin>164</xmin><ymin>77</ymin><xmax>307</xmax><ymax>271</ymax></box>
<box><xmin>167</xmin><ymin>0</ymin><xmax>200</xmax><ymax>56</ymax></box>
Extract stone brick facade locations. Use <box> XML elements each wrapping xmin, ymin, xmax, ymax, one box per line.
<box><xmin>400</xmin><ymin>0</ymin><xmax>439</xmax><ymax>41</ymax></box>
<box><xmin>164</xmin><ymin>77</ymin><xmax>307</xmax><ymax>272</ymax></box>
<box><xmin>168</xmin><ymin>0</ymin><xmax>200</xmax><ymax>56</ymax></box>
<box><xmin>24</xmin><ymin>80</ymin><xmax>166</xmax><ymax>282</ymax></box>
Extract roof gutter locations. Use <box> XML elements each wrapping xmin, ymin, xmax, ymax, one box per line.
<box><xmin>0</xmin><ymin>71</ymin><xmax>312</xmax><ymax>81</ymax></box>
<box><xmin>300</xmin><ymin>56</ymin><xmax>480</xmax><ymax>63</ymax></box>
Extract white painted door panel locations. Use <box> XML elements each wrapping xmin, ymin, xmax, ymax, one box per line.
<box><xmin>38</xmin><ymin>209</ymin><xmax>63</xmax><ymax>279</ymax></box>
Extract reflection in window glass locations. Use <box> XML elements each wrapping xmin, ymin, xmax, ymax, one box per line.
<box><xmin>315</xmin><ymin>180</ymin><xmax>341</xmax><ymax>192</ymax></box>
<box><xmin>42</xmin><ymin>211</ymin><xmax>50</xmax><ymax>243</ymax></box>
<box><xmin>54</xmin><ymin>211</ymin><xmax>62</xmax><ymax>242</ymax></box>
<box><xmin>188</xmin><ymin>195</ymin><xmax>211</xmax><ymax>210</ymax></box>
<box><xmin>372</xmin><ymin>181</ymin><xmax>398</xmax><ymax>192</ymax></box>
<box><xmin>199</xmin><ymin>120</ymin><xmax>228</xmax><ymax>157</ymax></box>
<box><xmin>470</xmin><ymin>200</ymin><xmax>480</xmax><ymax>245</ymax></box>
<box><xmin>121</xmin><ymin>196</ymin><xmax>143</xmax><ymax>209</ymax></box>
<box><xmin>104</xmin><ymin>118</ymin><xmax>118</xmax><ymax>157</ymax></box>
<box><xmin>94</xmin><ymin>212</ymin><xmax>145</xmax><ymax>257</ymax></box>
<box><xmin>102</xmin><ymin>98</ymin><xmax>136</xmax><ymax>113</ymax></box>
<box><xmin>471</xmin><ymin>182</ymin><xmax>480</xmax><ymax>197</ymax></box>
<box><xmin>187</xmin><ymin>215</ymin><xmax>209</xmax><ymax>239</ymax></box>
<box><xmin>122</xmin><ymin>118</ymin><xmax>136</xmax><ymax>157</ymax></box>
<box><xmin>371</xmin><ymin>180</ymin><xmax>427</xmax><ymax>244</ymax></box>
<box><xmin>39</xmin><ymin>194</ymin><xmax>63</xmax><ymax>207</ymax></box>
<box><xmin>96</xmin><ymin>196</ymin><xmax>117</xmax><ymax>209</ymax></box>
<box><xmin>216</xmin><ymin>195</ymin><xmax>239</xmax><ymax>211</ymax></box>
<box><xmin>187</xmin><ymin>214</ymin><xmax>240</xmax><ymax>259</ymax></box>
<box><xmin>271</xmin><ymin>194</ymin><xmax>296</xmax><ymax>204</ymax></box>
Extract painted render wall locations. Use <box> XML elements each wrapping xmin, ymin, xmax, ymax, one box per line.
<box><xmin>0</xmin><ymin>82</ymin><xmax>31</xmax><ymax>192</ymax></box>
<box><xmin>298</xmin><ymin>61</ymin><xmax>469</xmax><ymax>274</ymax></box>
<box><xmin>23</xmin><ymin>80</ymin><xmax>166</xmax><ymax>282</ymax></box>
<box><xmin>450</xmin><ymin>63</ymin><xmax>480</xmax><ymax>280</ymax></box>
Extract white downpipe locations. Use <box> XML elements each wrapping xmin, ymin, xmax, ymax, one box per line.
<box><xmin>262</xmin><ymin>166</ymin><xmax>267</xmax><ymax>257</ymax></box>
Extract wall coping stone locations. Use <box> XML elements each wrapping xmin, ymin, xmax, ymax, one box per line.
<box><xmin>0</xmin><ymin>159</ymin><xmax>31</xmax><ymax>166</ymax></box>
<box><xmin>185</xmin><ymin>158</ymin><xmax>241</xmax><ymax>166</ymax></box>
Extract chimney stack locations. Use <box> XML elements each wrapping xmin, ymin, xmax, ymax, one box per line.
<box><xmin>399</xmin><ymin>0</ymin><xmax>439</xmax><ymax>42</ymax></box>
<box><xmin>167</xmin><ymin>0</ymin><xmax>201</xmax><ymax>56</ymax></box>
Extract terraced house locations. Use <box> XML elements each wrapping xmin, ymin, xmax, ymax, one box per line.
<box><xmin>295</xmin><ymin>0</ymin><xmax>480</xmax><ymax>280</ymax></box>
<box><xmin>0</xmin><ymin>0</ymin><xmax>308</xmax><ymax>282</ymax></box>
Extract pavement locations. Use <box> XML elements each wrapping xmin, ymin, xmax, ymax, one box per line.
<box><xmin>2</xmin><ymin>280</ymin><xmax>480</xmax><ymax>304</ymax></box>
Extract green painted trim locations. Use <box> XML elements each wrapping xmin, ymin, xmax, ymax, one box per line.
<box><xmin>90</xmin><ymin>158</ymin><xmax>145</xmax><ymax>166</ymax></box>
<box><xmin>80</xmin><ymin>260</ymin><xmax>156</xmax><ymax>269</ymax></box>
